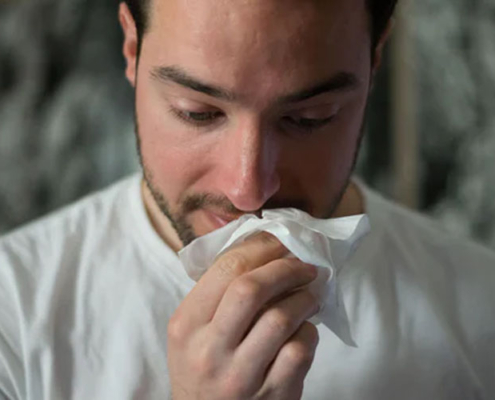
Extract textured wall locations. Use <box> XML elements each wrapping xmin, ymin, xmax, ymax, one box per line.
<box><xmin>414</xmin><ymin>0</ymin><xmax>495</xmax><ymax>248</ymax></box>
<box><xmin>0</xmin><ymin>0</ymin><xmax>138</xmax><ymax>232</ymax></box>
<box><xmin>1</xmin><ymin>0</ymin><xmax>494</xmax><ymax>249</ymax></box>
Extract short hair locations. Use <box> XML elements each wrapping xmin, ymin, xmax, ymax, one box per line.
<box><xmin>124</xmin><ymin>0</ymin><xmax>398</xmax><ymax>55</ymax></box>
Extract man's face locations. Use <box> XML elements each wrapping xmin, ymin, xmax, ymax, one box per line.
<box><xmin>126</xmin><ymin>0</ymin><xmax>373</xmax><ymax>246</ymax></box>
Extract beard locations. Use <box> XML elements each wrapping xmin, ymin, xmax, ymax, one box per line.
<box><xmin>134</xmin><ymin>112</ymin><xmax>366</xmax><ymax>248</ymax></box>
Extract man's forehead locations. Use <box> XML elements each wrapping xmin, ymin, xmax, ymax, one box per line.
<box><xmin>150</xmin><ymin>0</ymin><xmax>367</xmax><ymax>31</ymax></box>
<box><xmin>147</xmin><ymin>0</ymin><xmax>369</xmax><ymax>61</ymax></box>
<box><xmin>143</xmin><ymin>0</ymin><xmax>370</xmax><ymax>104</ymax></box>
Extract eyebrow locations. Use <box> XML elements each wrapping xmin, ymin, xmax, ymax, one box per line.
<box><xmin>150</xmin><ymin>65</ymin><xmax>360</xmax><ymax>104</ymax></box>
<box><xmin>280</xmin><ymin>72</ymin><xmax>360</xmax><ymax>103</ymax></box>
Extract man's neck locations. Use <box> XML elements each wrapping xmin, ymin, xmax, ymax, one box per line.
<box><xmin>331</xmin><ymin>180</ymin><xmax>365</xmax><ymax>218</ymax></box>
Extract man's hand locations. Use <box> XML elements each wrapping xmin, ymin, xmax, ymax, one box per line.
<box><xmin>168</xmin><ymin>232</ymin><xmax>320</xmax><ymax>400</ymax></box>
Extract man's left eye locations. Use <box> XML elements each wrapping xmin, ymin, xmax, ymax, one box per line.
<box><xmin>283</xmin><ymin>115</ymin><xmax>335</xmax><ymax>130</ymax></box>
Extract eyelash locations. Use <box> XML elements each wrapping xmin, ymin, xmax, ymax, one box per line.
<box><xmin>282</xmin><ymin>115</ymin><xmax>336</xmax><ymax>131</ymax></box>
<box><xmin>170</xmin><ymin>108</ymin><xmax>224</xmax><ymax>126</ymax></box>
<box><xmin>169</xmin><ymin>108</ymin><xmax>336</xmax><ymax>133</ymax></box>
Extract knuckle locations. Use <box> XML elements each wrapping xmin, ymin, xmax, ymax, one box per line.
<box><xmin>302</xmin><ymin>321</ymin><xmax>320</xmax><ymax>346</ymax></box>
<box><xmin>231</xmin><ymin>278</ymin><xmax>264</xmax><ymax>303</ymax></box>
<box><xmin>221</xmin><ymin>370</ymin><xmax>251</xmax><ymax>399</ymax></box>
<box><xmin>167</xmin><ymin>313</ymin><xmax>188</xmax><ymax>344</ymax></box>
<box><xmin>191</xmin><ymin>344</ymin><xmax>218</xmax><ymax>378</ymax></box>
<box><xmin>282</xmin><ymin>341</ymin><xmax>315</xmax><ymax>367</ymax></box>
<box><xmin>216</xmin><ymin>252</ymin><xmax>250</xmax><ymax>278</ymax></box>
<box><xmin>265</xmin><ymin>309</ymin><xmax>294</xmax><ymax>335</ymax></box>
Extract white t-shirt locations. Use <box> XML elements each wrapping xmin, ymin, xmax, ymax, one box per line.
<box><xmin>1</xmin><ymin>174</ymin><xmax>494</xmax><ymax>400</ymax></box>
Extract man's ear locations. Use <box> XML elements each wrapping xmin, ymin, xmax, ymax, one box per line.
<box><xmin>371</xmin><ymin>18</ymin><xmax>395</xmax><ymax>75</ymax></box>
<box><xmin>119</xmin><ymin>2</ymin><xmax>139</xmax><ymax>87</ymax></box>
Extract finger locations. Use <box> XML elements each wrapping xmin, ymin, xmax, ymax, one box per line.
<box><xmin>176</xmin><ymin>232</ymin><xmax>289</xmax><ymax>330</ymax></box>
<box><xmin>260</xmin><ymin>322</ymin><xmax>320</xmax><ymax>400</ymax></box>
<box><xmin>210</xmin><ymin>259</ymin><xmax>318</xmax><ymax>347</ymax></box>
<box><xmin>233</xmin><ymin>289</ymin><xmax>319</xmax><ymax>378</ymax></box>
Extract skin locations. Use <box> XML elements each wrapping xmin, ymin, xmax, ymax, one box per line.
<box><xmin>119</xmin><ymin>0</ymin><xmax>391</xmax><ymax>397</ymax></box>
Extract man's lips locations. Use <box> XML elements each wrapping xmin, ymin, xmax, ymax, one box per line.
<box><xmin>204</xmin><ymin>210</ymin><xmax>239</xmax><ymax>229</ymax></box>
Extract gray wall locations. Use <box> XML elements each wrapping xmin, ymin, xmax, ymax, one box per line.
<box><xmin>1</xmin><ymin>0</ymin><xmax>494</xmax><ymax>249</ymax></box>
<box><xmin>414</xmin><ymin>0</ymin><xmax>495</xmax><ymax>249</ymax></box>
<box><xmin>0</xmin><ymin>0</ymin><xmax>138</xmax><ymax>232</ymax></box>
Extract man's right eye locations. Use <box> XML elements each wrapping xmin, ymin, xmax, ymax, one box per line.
<box><xmin>170</xmin><ymin>108</ymin><xmax>225</xmax><ymax>126</ymax></box>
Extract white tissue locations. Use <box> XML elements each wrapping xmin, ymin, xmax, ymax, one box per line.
<box><xmin>178</xmin><ymin>208</ymin><xmax>370</xmax><ymax>347</ymax></box>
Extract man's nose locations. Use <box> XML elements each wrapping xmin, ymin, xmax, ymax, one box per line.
<box><xmin>215</xmin><ymin>120</ymin><xmax>281</xmax><ymax>212</ymax></box>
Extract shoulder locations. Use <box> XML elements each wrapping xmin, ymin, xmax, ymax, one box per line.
<box><xmin>0</xmin><ymin>173</ymin><xmax>141</xmax><ymax>311</ymax></box>
<box><xmin>358</xmin><ymin>187</ymin><xmax>495</xmax><ymax>384</ymax></box>
<box><xmin>360</xmin><ymin>185</ymin><xmax>495</xmax><ymax>334</ymax></box>
<box><xmin>362</xmin><ymin>185</ymin><xmax>495</xmax><ymax>270</ymax></box>
<box><xmin>0</xmin><ymin>174</ymin><xmax>141</xmax><ymax>398</ymax></box>
<box><xmin>0</xmin><ymin>174</ymin><xmax>140</xmax><ymax>261</ymax></box>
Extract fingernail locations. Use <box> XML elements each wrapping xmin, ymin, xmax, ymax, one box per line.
<box><xmin>306</xmin><ymin>263</ymin><xmax>318</xmax><ymax>278</ymax></box>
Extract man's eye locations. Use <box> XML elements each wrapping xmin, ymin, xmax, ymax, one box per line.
<box><xmin>171</xmin><ymin>108</ymin><xmax>224</xmax><ymax>126</ymax></box>
<box><xmin>283</xmin><ymin>115</ymin><xmax>335</xmax><ymax>131</ymax></box>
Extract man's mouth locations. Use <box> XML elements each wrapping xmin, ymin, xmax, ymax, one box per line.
<box><xmin>203</xmin><ymin>209</ymin><xmax>239</xmax><ymax>229</ymax></box>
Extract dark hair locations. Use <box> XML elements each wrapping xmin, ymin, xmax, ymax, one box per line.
<box><xmin>124</xmin><ymin>0</ymin><xmax>398</xmax><ymax>54</ymax></box>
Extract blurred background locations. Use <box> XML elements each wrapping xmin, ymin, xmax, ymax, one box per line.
<box><xmin>0</xmin><ymin>0</ymin><xmax>494</xmax><ymax>249</ymax></box>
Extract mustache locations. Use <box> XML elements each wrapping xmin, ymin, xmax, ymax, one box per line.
<box><xmin>181</xmin><ymin>193</ymin><xmax>311</xmax><ymax>216</ymax></box>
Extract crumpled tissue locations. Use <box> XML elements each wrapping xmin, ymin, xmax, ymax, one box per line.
<box><xmin>178</xmin><ymin>208</ymin><xmax>370</xmax><ymax>347</ymax></box>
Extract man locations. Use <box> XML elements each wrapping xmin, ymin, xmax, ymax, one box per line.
<box><xmin>1</xmin><ymin>0</ymin><xmax>494</xmax><ymax>399</ymax></box>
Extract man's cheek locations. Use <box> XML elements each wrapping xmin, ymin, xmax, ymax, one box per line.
<box><xmin>152</xmin><ymin>150</ymin><xmax>203</xmax><ymax>192</ymax></box>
